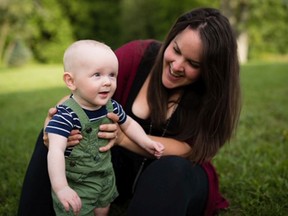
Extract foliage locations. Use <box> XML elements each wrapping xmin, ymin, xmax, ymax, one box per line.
<box><xmin>247</xmin><ymin>0</ymin><xmax>288</xmax><ymax>59</ymax></box>
<box><xmin>0</xmin><ymin>62</ymin><xmax>288</xmax><ymax>215</ymax></box>
<box><xmin>27</xmin><ymin>0</ymin><xmax>74</xmax><ymax>63</ymax></box>
<box><xmin>58</xmin><ymin>0</ymin><xmax>122</xmax><ymax>50</ymax></box>
<box><xmin>4</xmin><ymin>39</ymin><xmax>32</xmax><ymax>67</ymax></box>
<box><xmin>0</xmin><ymin>0</ymin><xmax>34</xmax><ymax>65</ymax></box>
<box><xmin>0</xmin><ymin>0</ymin><xmax>288</xmax><ymax>65</ymax></box>
<box><xmin>120</xmin><ymin>0</ymin><xmax>219</xmax><ymax>42</ymax></box>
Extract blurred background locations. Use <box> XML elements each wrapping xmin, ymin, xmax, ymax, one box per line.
<box><xmin>0</xmin><ymin>0</ymin><xmax>287</xmax><ymax>215</ymax></box>
<box><xmin>0</xmin><ymin>0</ymin><xmax>287</xmax><ymax>67</ymax></box>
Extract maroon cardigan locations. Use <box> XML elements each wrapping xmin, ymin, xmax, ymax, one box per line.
<box><xmin>113</xmin><ymin>39</ymin><xmax>229</xmax><ymax>216</ymax></box>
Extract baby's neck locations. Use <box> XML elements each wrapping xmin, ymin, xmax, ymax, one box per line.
<box><xmin>71</xmin><ymin>94</ymin><xmax>102</xmax><ymax>111</ymax></box>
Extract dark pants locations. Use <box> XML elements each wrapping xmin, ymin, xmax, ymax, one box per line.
<box><xmin>17</xmin><ymin>130</ymin><xmax>55</xmax><ymax>216</ymax></box>
<box><xmin>112</xmin><ymin>146</ymin><xmax>208</xmax><ymax>216</ymax></box>
<box><xmin>18</xmin><ymin>131</ymin><xmax>208</xmax><ymax>216</ymax></box>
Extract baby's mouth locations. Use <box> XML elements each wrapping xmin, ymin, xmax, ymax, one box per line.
<box><xmin>99</xmin><ymin>91</ymin><xmax>109</xmax><ymax>95</ymax></box>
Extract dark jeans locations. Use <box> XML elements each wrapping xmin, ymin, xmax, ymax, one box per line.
<box><xmin>17</xmin><ymin>130</ymin><xmax>55</xmax><ymax>216</ymax></box>
<box><xmin>112</xmin><ymin>146</ymin><xmax>208</xmax><ymax>216</ymax></box>
<box><xmin>18</xmin><ymin>131</ymin><xmax>208</xmax><ymax>216</ymax></box>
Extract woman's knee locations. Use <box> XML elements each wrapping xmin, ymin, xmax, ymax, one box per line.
<box><xmin>148</xmin><ymin>155</ymin><xmax>199</xmax><ymax>177</ymax></box>
<box><xmin>129</xmin><ymin>156</ymin><xmax>208</xmax><ymax>215</ymax></box>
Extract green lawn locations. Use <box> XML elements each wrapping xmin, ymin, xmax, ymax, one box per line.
<box><xmin>214</xmin><ymin>62</ymin><xmax>288</xmax><ymax>215</ymax></box>
<box><xmin>0</xmin><ymin>63</ymin><xmax>287</xmax><ymax>215</ymax></box>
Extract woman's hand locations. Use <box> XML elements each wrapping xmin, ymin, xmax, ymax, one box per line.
<box><xmin>43</xmin><ymin>104</ymin><xmax>120</xmax><ymax>151</ymax></box>
<box><xmin>43</xmin><ymin>107</ymin><xmax>82</xmax><ymax>148</ymax></box>
<box><xmin>98</xmin><ymin>112</ymin><xmax>119</xmax><ymax>152</ymax></box>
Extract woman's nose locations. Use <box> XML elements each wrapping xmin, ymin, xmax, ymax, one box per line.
<box><xmin>172</xmin><ymin>58</ymin><xmax>184</xmax><ymax>72</ymax></box>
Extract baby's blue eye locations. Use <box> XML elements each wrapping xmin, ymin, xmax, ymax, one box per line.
<box><xmin>110</xmin><ymin>73</ymin><xmax>116</xmax><ymax>77</ymax></box>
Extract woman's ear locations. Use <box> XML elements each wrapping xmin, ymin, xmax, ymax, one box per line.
<box><xmin>63</xmin><ymin>72</ymin><xmax>76</xmax><ymax>91</ymax></box>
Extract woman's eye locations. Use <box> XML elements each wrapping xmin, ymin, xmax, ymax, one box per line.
<box><xmin>189</xmin><ymin>61</ymin><xmax>200</xmax><ymax>69</ymax></box>
<box><xmin>94</xmin><ymin>73</ymin><xmax>100</xmax><ymax>77</ymax></box>
<box><xmin>173</xmin><ymin>47</ymin><xmax>181</xmax><ymax>54</ymax></box>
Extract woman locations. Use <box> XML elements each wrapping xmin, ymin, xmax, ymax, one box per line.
<box><xmin>18</xmin><ymin>7</ymin><xmax>241</xmax><ymax>216</ymax></box>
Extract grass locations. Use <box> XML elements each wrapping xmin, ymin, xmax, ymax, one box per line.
<box><xmin>0</xmin><ymin>62</ymin><xmax>287</xmax><ymax>215</ymax></box>
<box><xmin>0</xmin><ymin>64</ymin><xmax>70</xmax><ymax>214</ymax></box>
<box><xmin>214</xmin><ymin>62</ymin><xmax>288</xmax><ymax>215</ymax></box>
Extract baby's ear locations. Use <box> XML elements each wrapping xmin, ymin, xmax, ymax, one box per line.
<box><xmin>63</xmin><ymin>72</ymin><xmax>76</xmax><ymax>91</ymax></box>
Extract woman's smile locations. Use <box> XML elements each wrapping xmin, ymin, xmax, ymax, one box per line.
<box><xmin>169</xmin><ymin>63</ymin><xmax>184</xmax><ymax>78</ymax></box>
<box><xmin>162</xmin><ymin>27</ymin><xmax>202</xmax><ymax>89</ymax></box>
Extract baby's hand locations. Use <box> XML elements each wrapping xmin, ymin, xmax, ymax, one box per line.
<box><xmin>152</xmin><ymin>141</ymin><xmax>164</xmax><ymax>159</ymax></box>
<box><xmin>56</xmin><ymin>186</ymin><xmax>82</xmax><ymax>215</ymax></box>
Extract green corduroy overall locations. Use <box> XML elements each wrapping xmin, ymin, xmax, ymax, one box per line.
<box><xmin>52</xmin><ymin>98</ymin><xmax>118</xmax><ymax>216</ymax></box>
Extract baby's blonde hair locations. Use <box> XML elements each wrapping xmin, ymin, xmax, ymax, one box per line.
<box><xmin>63</xmin><ymin>40</ymin><xmax>111</xmax><ymax>72</ymax></box>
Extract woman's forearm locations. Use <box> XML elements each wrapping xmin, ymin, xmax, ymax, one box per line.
<box><xmin>117</xmin><ymin>135</ymin><xmax>153</xmax><ymax>157</ymax></box>
<box><xmin>149</xmin><ymin>135</ymin><xmax>192</xmax><ymax>157</ymax></box>
<box><xmin>118</xmin><ymin>134</ymin><xmax>192</xmax><ymax>158</ymax></box>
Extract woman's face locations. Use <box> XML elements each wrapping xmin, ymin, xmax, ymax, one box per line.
<box><xmin>162</xmin><ymin>27</ymin><xmax>202</xmax><ymax>89</ymax></box>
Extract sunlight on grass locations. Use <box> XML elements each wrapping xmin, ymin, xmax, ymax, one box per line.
<box><xmin>0</xmin><ymin>64</ymin><xmax>65</xmax><ymax>94</ymax></box>
<box><xmin>0</xmin><ymin>62</ymin><xmax>287</xmax><ymax>215</ymax></box>
<box><xmin>0</xmin><ymin>64</ymin><xmax>71</xmax><ymax>213</ymax></box>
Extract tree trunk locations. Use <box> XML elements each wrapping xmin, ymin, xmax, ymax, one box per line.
<box><xmin>220</xmin><ymin>0</ymin><xmax>250</xmax><ymax>63</ymax></box>
<box><xmin>0</xmin><ymin>19</ymin><xmax>10</xmax><ymax>65</ymax></box>
<box><xmin>237</xmin><ymin>31</ymin><xmax>248</xmax><ymax>63</ymax></box>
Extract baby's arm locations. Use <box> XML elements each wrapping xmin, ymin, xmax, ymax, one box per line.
<box><xmin>47</xmin><ymin>133</ymin><xmax>82</xmax><ymax>214</ymax></box>
<box><xmin>120</xmin><ymin>116</ymin><xmax>164</xmax><ymax>158</ymax></box>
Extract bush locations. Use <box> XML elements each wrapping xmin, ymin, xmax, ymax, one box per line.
<box><xmin>4</xmin><ymin>40</ymin><xmax>32</xmax><ymax>67</ymax></box>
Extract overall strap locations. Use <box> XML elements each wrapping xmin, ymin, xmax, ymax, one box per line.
<box><xmin>62</xmin><ymin>98</ymin><xmax>114</xmax><ymax>127</ymax></box>
<box><xmin>106</xmin><ymin>99</ymin><xmax>113</xmax><ymax>113</ymax></box>
<box><xmin>62</xmin><ymin>98</ymin><xmax>90</xmax><ymax>126</ymax></box>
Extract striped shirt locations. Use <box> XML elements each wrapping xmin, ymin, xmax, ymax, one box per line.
<box><xmin>45</xmin><ymin>99</ymin><xmax>127</xmax><ymax>138</ymax></box>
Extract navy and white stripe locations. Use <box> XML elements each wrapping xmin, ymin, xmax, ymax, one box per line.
<box><xmin>45</xmin><ymin>99</ymin><xmax>127</xmax><ymax>138</ymax></box>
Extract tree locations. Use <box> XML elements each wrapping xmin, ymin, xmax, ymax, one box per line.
<box><xmin>220</xmin><ymin>0</ymin><xmax>250</xmax><ymax>63</ymax></box>
<box><xmin>58</xmin><ymin>0</ymin><xmax>122</xmax><ymax>49</ymax></box>
<box><xmin>220</xmin><ymin>0</ymin><xmax>288</xmax><ymax>62</ymax></box>
<box><xmin>1</xmin><ymin>0</ymin><xmax>287</xmax><ymax>65</ymax></box>
<box><xmin>119</xmin><ymin>0</ymin><xmax>218</xmax><ymax>43</ymax></box>
<box><xmin>0</xmin><ymin>0</ymin><xmax>74</xmax><ymax>65</ymax></box>
<box><xmin>0</xmin><ymin>0</ymin><xmax>34</xmax><ymax>66</ymax></box>
<box><xmin>247</xmin><ymin>0</ymin><xmax>288</xmax><ymax>59</ymax></box>
<box><xmin>27</xmin><ymin>0</ymin><xmax>74</xmax><ymax>63</ymax></box>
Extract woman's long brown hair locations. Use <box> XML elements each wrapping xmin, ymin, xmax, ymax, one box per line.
<box><xmin>147</xmin><ymin>8</ymin><xmax>241</xmax><ymax>163</ymax></box>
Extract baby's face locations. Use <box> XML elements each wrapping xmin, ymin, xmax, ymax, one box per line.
<box><xmin>71</xmin><ymin>45</ymin><xmax>119</xmax><ymax>110</ymax></box>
